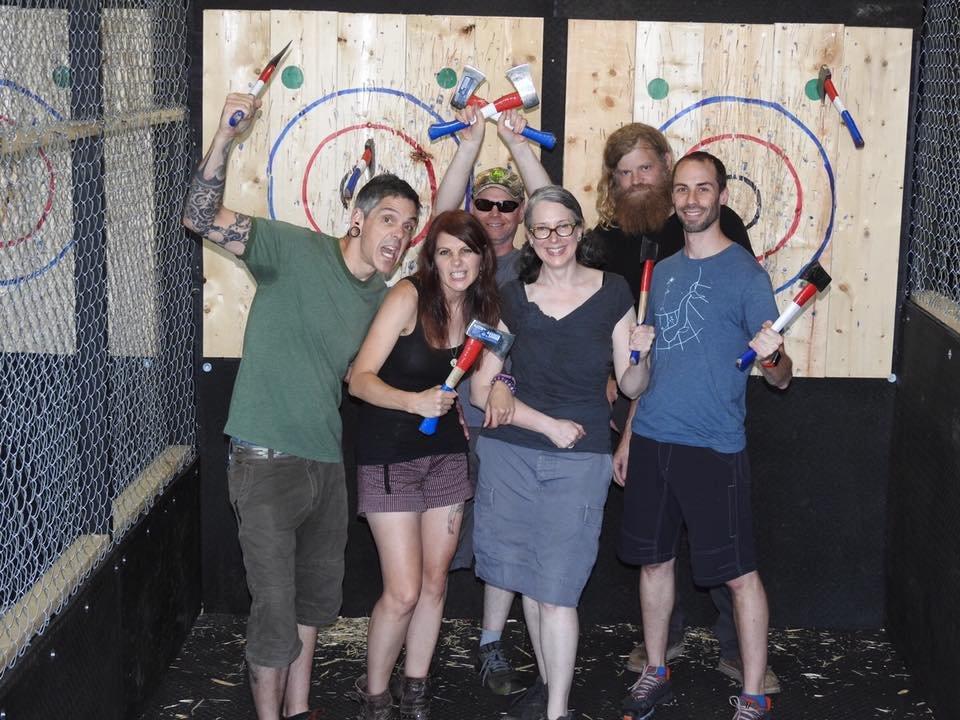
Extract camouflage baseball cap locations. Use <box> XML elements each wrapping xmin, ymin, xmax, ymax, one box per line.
<box><xmin>473</xmin><ymin>166</ymin><xmax>524</xmax><ymax>199</ymax></box>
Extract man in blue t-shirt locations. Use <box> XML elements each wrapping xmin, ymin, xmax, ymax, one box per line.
<box><xmin>618</xmin><ymin>152</ymin><xmax>793</xmax><ymax>720</ymax></box>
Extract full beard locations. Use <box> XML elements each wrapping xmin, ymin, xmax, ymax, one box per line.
<box><xmin>613</xmin><ymin>181</ymin><xmax>675</xmax><ymax>237</ymax></box>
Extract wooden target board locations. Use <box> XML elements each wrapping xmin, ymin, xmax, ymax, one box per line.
<box><xmin>565</xmin><ymin>21</ymin><xmax>912</xmax><ymax>378</ymax></box>
<box><xmin>202</xmin><ymin>10</ymin><xmax>543</xmax><ymax>358</ymax></box>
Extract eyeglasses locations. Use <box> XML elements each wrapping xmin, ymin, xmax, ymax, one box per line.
<box><xmin>473</xmin><ymin>198</ymin><xmax>521</xmax><ymax>213</ymax></box>
<box><xmin>528</xmin><ymin>221</ymin><xmax>580</xmax><ymax>240</ymax></box>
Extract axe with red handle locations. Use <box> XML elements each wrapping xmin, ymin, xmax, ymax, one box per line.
<box><xmin>736</xmin><ymin>262</ymin><xmax>832</xmax><ymax>371</ymax></box>
<box><xmin>228</xmin><ymin>41</ymin><xmax>291</xmax><ymax>127</ymax></box>
<box><xmin>629</xmin><ymin>237</ymin><xmax>659</xmax><ymax>365</ymax></box>
<box><xmin>419</xmin><ymin>320</ymin><xmax>516</xmax><ymax>436</ymax></box>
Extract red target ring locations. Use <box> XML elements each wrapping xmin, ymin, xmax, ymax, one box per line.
<box><xmin>0</xmin><ymin>114</ymin><xmax>56</xmax><ymax>249</ymax></box>
<box><xmin>301</xmin><ymin>122</ymin><xmax>438</xmax><ymax>245</ymax></box>
<box><xmin>686</xmin><ymin>133</ymin><xmax>802</xmax><ymax>261</ymax></box>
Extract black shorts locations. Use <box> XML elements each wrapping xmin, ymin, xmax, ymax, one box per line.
<box><xmin>618</xmin><ymin>434</ymin><xmax>757</xmax><ymax>586</ymax></box>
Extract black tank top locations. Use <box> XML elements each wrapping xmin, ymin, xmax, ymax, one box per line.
<box><xmin>355</xmin><ymin>280</ymin><xmax>468</xmax><ymax>465</ymax></box>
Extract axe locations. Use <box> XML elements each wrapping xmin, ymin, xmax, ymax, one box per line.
<box><xmin>450</xmin><ymin>65</ymin><xmax>487</xmax><ymax>110</ymax></box>
<box><xmin>629</xmin><ymin>237</ymin><xmax>659</xmax><ymax>365</ymax></box>
<box><xmin>419</xmin><ymin>319</ymin><xmax>515</xmax><ymax>436</ymax></box>
<box><xmin>818</xmin><ymin>65</ymin><xmax>865</xmax><ymax>148</ymax></box>
<box><xmin>339</xmin><ymin>138</ymin><xmax>375</xmax><ymax>209</ymax></box>
<box><xmin>429</xmin><ymin>64</ymin><xmax>557</xmax><ymax>149</ymax></box>
<box><xmin>736</xmin><ymin>262</ymin><xmax>832</xmax><ymax>371</ymax></box>
<box><xmin>228</xmin><ymin>41</ymin><xmax>291</xmax><ymax>127</ymax></box>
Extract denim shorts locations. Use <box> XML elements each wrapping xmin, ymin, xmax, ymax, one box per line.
<box><xmin>473</xmin><ymin>436</ymin><xmax>613</xmax><ymax>607</ymax></box>
<box><xmin>228</xmin><ymin>439</ymin><xmax>347</xmax><ymax>668</ymax></box>
<box><xmin>619</xmin><ymin>434</ymin><xmax>757</xmax><ymax>586</ymax></box>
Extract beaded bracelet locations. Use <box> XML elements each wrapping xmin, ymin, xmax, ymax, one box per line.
<box><xmin>491</xmin><ymin>373</ymin><xmax>517</xmax><ymax>395</ymax></box>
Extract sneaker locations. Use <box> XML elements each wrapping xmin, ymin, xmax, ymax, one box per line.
<box><xmin>625</xmin><ymin>639</ymin><xmax>685</xmax><ymax>673</ymax></box>
<box><xmin>503</xmin><ymin>676</ymin><xmax>548</xmax><ymax>720</ymax></box>
<box><xmin>729</xmin><ymin>695</ymin><xmax>773</xmax><ymax>719</ymax></box>
<box><xmin>476</xmin><ymin>641</ymin><xmax>525</xmax><ymax>695</ymax></box>
<box><xmin>716</xmin><ymin>657</ymin><xmax>782</xmax><ymax>695</ymax></box>
<box><xmin>622</xmin><ymin>666</ymin><xmax>673</xmax><ymax>719</ymax></box>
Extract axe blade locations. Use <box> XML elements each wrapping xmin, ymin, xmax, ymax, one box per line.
<box><xmin>451</xmin><ymin>65</ymin><xmax>486</xmax><ymax>110</ymax></box>
<box><xmin>799</xmin><ymin>261</ymin><xmax>832</xmax><ymax>292</ymax></box>
<box><xmin>818</xmin><ymin>65</ymin><xmax>830</xmax><ymax>104</ymax></box>
<box><xmin>504</xmin><ymin>63</ymin><xmax>540</xmax><ymax>109</ymax></box>
<box><xmin>639</xmin><ymin>237</ymin><xmax>658</xmax><ymax>262</ymax></box>
<box><xmin>466</xmin><ymin>319</ymin><xmax>515</xmax><ymax>359</ymax></box>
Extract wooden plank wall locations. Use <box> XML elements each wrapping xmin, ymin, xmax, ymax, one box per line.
<box><xmin>201</xmin><ymin>10</ymin><xmax>543</xmax><ymax>358</ymax></box>
<box><xmin>566</xmin><ymin>20</ymin><xmax>912</xmax><ymax>378</ymax></box>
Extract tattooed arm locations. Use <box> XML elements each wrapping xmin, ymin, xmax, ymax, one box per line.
<box><xmin>182</xmin><ymin>93</ymin><xmax>260</xmax><ymax>256</ymax></box>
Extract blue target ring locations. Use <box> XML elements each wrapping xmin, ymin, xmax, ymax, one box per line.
<box><xmin>659</xmin><ymin>96</ymin><xmax>836</xmax><ymax>294</ymax></box>
<box><xmin>267</xmin><ymin>86</ymin><xmax>471</xmax><ymax>229</ymax></box>
<box><xmin>0</xmin><ymin>78</ymin><xmax>71</xmax><ymax>288</ymax></box>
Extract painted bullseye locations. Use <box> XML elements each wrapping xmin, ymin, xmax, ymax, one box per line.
<box><xmin>660</xmin><ymin>96</ymin><xmax>836</xmax><ymax>293</ymax></box>
<box><xmin>686</xmin><ymin>132</ymin><xmax>802</xmax><ymax>262</ymax></box>
<box><xmin>302</xmin><ymin>122</ymin><xmax>438</xmax><ymax>245</ymax></box>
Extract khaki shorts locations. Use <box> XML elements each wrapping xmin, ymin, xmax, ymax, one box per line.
<box><xmin>228</xmin><ymin>439</ymin><xmax>347</xmax><ymax>668</ymax></box>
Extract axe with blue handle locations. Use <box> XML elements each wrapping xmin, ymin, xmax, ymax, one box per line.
<box><xmin>419</xmin><ymin>320</ymin><xmax>515</xmax><ymax>435</ymax></box>
<box><xmin>227</xmin><ymin>41</ymin><xmax>291</xmax><ymax>128</ymax></box>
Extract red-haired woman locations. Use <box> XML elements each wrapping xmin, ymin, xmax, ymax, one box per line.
<box><xmin>348</xmin><ymin>210</ymin><xmax>502</xmax><ymax>719</ymax></box>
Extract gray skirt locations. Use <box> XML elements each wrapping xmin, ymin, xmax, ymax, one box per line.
<box><xmin>473</xmin><ymin>436</ymin><xmax>613</xmax><ymax>607</ymax></box>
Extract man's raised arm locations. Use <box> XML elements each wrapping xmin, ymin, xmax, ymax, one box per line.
<box><xmin>182</xmin><ymin>93</ymin><xmax>259</xmax><ymax>256</ymax></box>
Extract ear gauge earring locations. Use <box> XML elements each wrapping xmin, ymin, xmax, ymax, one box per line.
<box><xmin>348</xmin><ymin>226</ymin><xmax>361</xmax><ymax>238</ymax></box>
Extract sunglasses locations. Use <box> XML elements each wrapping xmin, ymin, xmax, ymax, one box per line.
<box><xmin>473</xmin><ymin>198</ymin><xmax>521</xmax><ymax>213</ymax></box>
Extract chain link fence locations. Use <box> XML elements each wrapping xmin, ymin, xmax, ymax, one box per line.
<box><xmin>0</xmin><ymin>1</ymin><xmax>194</xmax><ymax>678</ymax></box>
<box><xmin>908</xmin><ymin>0</ymin><xmax>960</xmax><ymax>329</ymax></box>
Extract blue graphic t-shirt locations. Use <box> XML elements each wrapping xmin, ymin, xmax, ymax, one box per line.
<box><xmin>631</xmin><ymin>243</ymin><xmax>778</xmax><ymax>453</ymax></box>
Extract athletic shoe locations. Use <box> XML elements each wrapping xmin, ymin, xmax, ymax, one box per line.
<box><xmin>503</xmin><ymin>676</ymin><xmax>548</xmax><ymax>720</ymax></box>
<box><xmin>716</xmin><ymin>657</ymin><xmax>782</xmax><ymax>695</ymax></box>
<box><xmin>622</xmin><ymin>665</ymin><xmax>673</xmax><ymax>719</ymax></box>
<box><xmin>476</xmin><ymin>640</ymin><xmax>525</xmax><ymax>695</ymax></box>
<box><xmin>625</xmin><ymin>638</ymin><xmax>685</xmax><ymax>673</ymax></box>
<box><xmin>729</xmin><ymin>695</ymin><xmax>773</xmax><ymax>719</ymax></box>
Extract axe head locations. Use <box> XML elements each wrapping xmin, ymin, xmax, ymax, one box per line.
<box><xmin>799</xmin><ymin>261</ymin><xmax>832</xmax><ymax>292</ymax></box>
<box><xmin>451</xmin><ymin>65</ymin><xmax>487</xmax><ymax>110</ymax></box>
<box><xmin>504</xmin><ymin>64</ymin><xmax>540</xmax><ymax>110</ymax></box>
<box><xmin>364</xmin><ymin>138</ymin><xmax>376</xmax><ymax>175</ymax></box>
<box><xmin>465</xmin><ymin>319</ymin><xmax>515</xmax><ymax>359</ymax></box>
<box><xmin>817</xmin><ymin>65</ymin><xmax>831</xmax><ymax>104</ymax></box>
<box><xmin>639</xmin><ymin>237</ymin><xmax>658</xmax><ymax>262</ymax></box>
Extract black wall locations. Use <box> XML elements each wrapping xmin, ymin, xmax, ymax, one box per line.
<box><xmin>0</xmin><ymin>462</ymin><xmax>202</xmax><ymax>719</ymax></box>
<box><xmin>887</xmin><ymin>300</ymin><xmax>960</xmax><ymax>720</ymax></box>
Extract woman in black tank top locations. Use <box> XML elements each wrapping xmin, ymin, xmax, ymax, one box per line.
<box><xmin>348</xmin><ymin>211</ymin><xmax>501</xmax><ymax>717</ymax></box>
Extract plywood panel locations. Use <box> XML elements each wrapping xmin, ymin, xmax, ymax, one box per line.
<box><xmin>758</xmin><ymin>24</ymin><xmax>844</xmax><ymax>377</ymax></box>
<box><xmin>564</xmin><ymin>19</ymin><xmax>636</xmax><ymax>229</ymax></box>
<box><xmin>825</xmin><ymin>27</ymin><xmax>912</xmax><ymax>377</ymax></box>
<box><xmin>202</xmin><ymin>11</ymin><xmax>545</xmax><ymax>356</ymax></box>
<box><xmin>201</xmin><ymin>10</ymin><xmax>270</xmax><ymax>358</ymax></box>
<box><xmin>564</xmin><ymin>21</ymin><xmax>910</xmax><ymax>378</ymax></box>
<box><xmin>634</xmin><ymin>22</ymin><xmax>705</xmax><ymax>160</ymax></box>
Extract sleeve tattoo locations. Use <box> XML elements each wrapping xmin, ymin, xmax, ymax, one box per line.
<box><xmin>183</xmin><ymin>143</ymin><xmax>252</xmax><ymax>250</ymax></box>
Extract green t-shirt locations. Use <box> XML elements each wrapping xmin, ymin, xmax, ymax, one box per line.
<box><xmin>223</xmin><ymin>218</ymin><xmax>386</xmax><ymax>461</ymax></box>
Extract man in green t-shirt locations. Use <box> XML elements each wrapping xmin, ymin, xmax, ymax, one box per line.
<box><xmin>183</xmin><ymin>93</ymin><xmax>420</xmax><ymax>720</ymax></box>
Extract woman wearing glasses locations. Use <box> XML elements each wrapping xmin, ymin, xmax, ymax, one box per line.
<box><xmin>470</xmin><ymin>186</ymin><xmax>654</xmax><ymax>720</ymax></box>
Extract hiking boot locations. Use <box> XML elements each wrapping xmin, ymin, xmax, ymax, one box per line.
<box><xmin>625</xmin><ymin>638</ymin><xmax>685</xmax><ymax>673</ymax></box>
<box><xmin>716</xmin><ymin>657</ymin><xmax>782</xmax><ymax>695</ymax></box>
<box><xmin>399</xmin><ymin>676</ymin><xmax>430</xmax><ymax>720</ymax></box>
<box><xmin>355</xmin><ymin>676</ymin><xmax>397</xmax><ymax>720</ymax></box>
<box><xmin>504</xmin><ymin>676</ymin><xmax>548</xmax><ymax>720</ymax></box>
<box><xmin>729</xmin><ymin>695</ymin><xmax>773</xmax><ymax>719</ymax></box>
<box><xmin>476</xmin><ymin>640</ymin><xmax>525</xmax><ymax>695</ymax></box>
<box><xmin>622</xmin><ymin>666</ymin><xmax>673</xmax><ymax>719</ymax></box>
